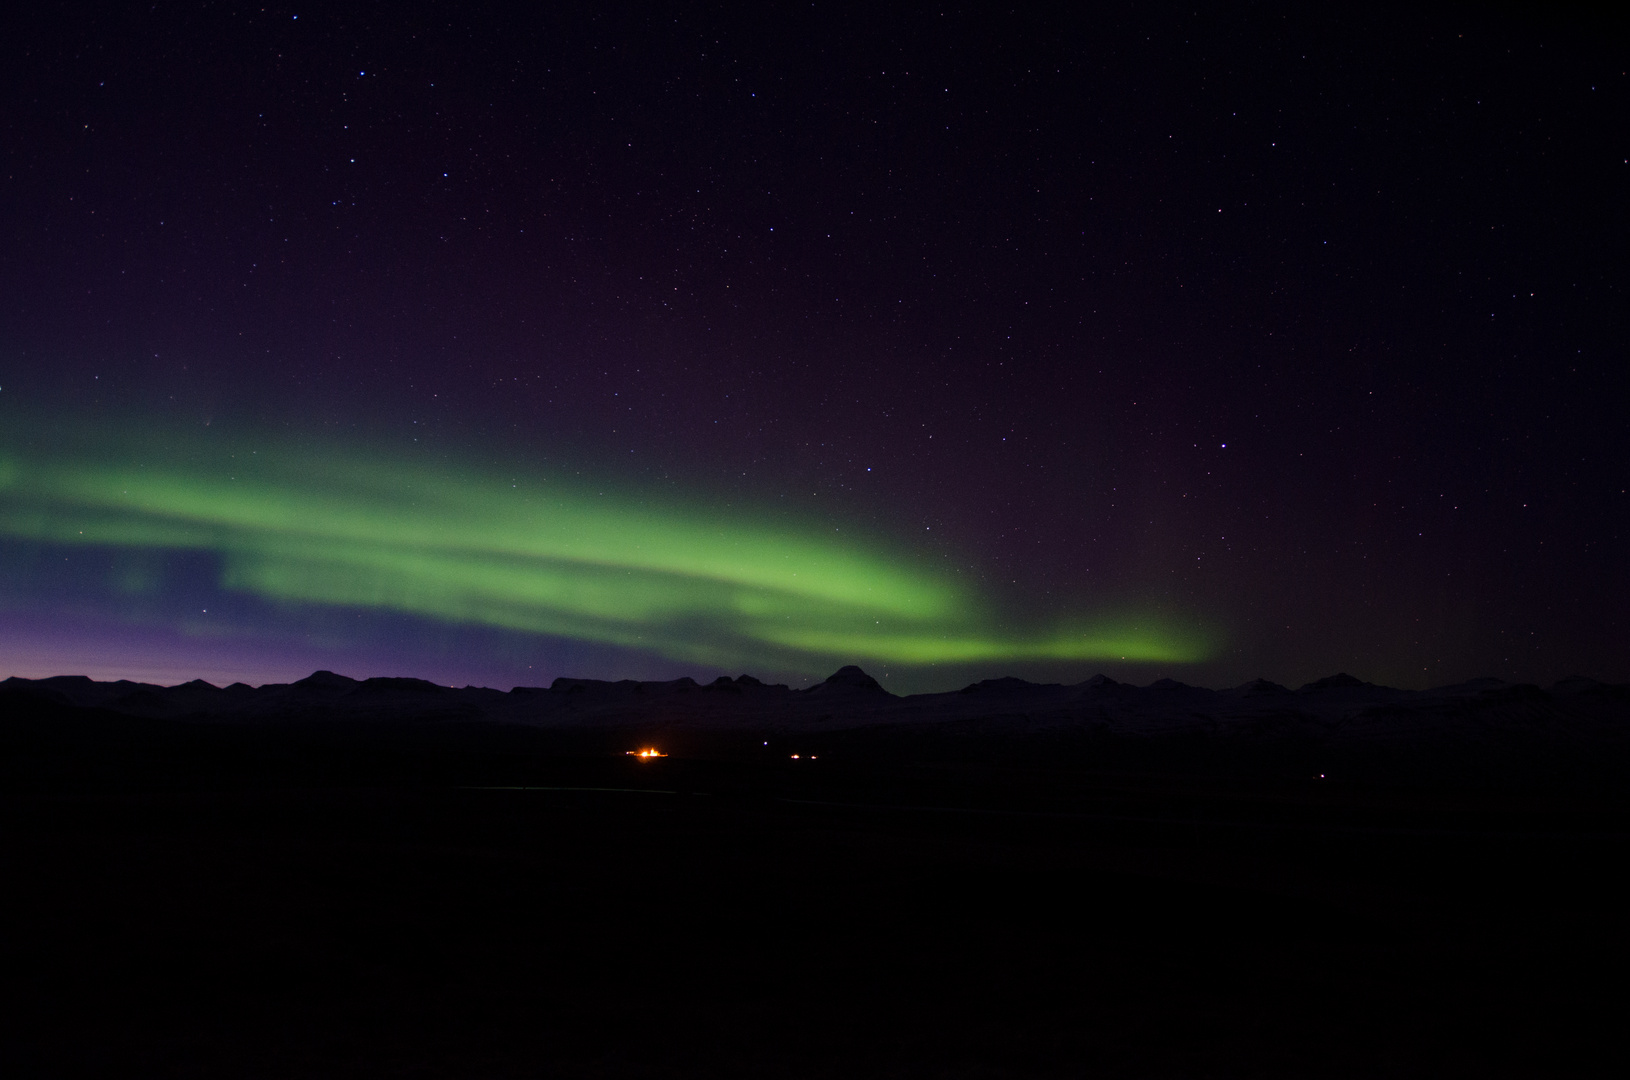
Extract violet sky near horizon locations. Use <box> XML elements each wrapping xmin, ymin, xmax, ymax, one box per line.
<box><xmin>0</xmin><ymin>3</ymin><xmax>1624</xmax><ymax>694</ymax></box>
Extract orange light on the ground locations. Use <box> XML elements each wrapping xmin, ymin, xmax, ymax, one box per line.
<box><xmin>626</xmin><ymin>748</ymin><xmax>667</xmax><ymax>759</ymax></box>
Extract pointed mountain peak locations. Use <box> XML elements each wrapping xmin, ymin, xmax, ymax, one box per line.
<box><xmin>808</xmin><ymin>665</ymin><xmax>890</xmax><ymax>694</ymax></box>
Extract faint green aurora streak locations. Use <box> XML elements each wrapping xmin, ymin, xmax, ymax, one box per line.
<box><xmin>0</xmin><ymin>432</ymin><xmax>1207</xmax><ymax>670</ymax></box>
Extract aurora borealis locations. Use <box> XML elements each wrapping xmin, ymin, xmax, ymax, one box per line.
<box><xmin>0</xmin><ymin>4</ymin><xmax>1623</xmax><ymax>690</ymax></box>
<box><xmin>0</xmin><ymin>423</ymin><xmax>1203</xmax><ymax>677</ymax></box>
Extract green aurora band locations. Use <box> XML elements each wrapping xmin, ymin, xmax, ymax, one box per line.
<box><xmin>0</xmin><ymin>429</ymin><xmax>1207</xmax><ymax>672</ymax></box>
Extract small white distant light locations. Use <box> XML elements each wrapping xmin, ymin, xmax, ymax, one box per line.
<box><xmin>790</xmin><ymin>754</ymin><xmax>799</xmax><ymax>759</ymax></box>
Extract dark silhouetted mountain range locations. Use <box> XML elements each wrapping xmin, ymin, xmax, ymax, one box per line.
<box><xmin>4</xmin><ymin>665</ymin><xmax>1628</xmax><ymax>791</ymax></box>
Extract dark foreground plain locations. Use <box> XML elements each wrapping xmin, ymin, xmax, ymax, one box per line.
<box><xmin>2</xmin><ymin>670</ymin><xmax>1628</xmax><ymax>1077</ymax></box>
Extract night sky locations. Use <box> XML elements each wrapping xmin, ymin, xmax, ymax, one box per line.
<box><xmin>1</xmin><ymin>3</ymin><xmax>1623</xmax><ymax>693</ymax></box>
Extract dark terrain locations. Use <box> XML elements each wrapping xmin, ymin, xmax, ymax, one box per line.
<box><xmin>2</xmin><ymin>667</ymin><xmax>1627</xmax><ymax>1077</ymax></box>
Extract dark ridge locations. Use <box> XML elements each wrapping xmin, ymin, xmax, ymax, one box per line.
<box><xmin>357</xmin><ymin>676</ymin><xmax>447</xmax><ymax>694</ymax></box>
<box><xmin>806</xmin><ymin>664</ymin><xmax>890</xmax><ymax>695</ymax></box>
<box><xmin>1233</xmin><ymin>678</ymin><xmax>1290</xmax><ymax>695</ymax></box>
<box><xmin>959</xmin><ymin>676</ymin><xmax>1043</xmax><ymax>694</ymax></box>
<box><xmin>35</xmin><ymin>675</ymin><xmax>98</xmax><ymax>690</ymax></box>
<box><xmin>294</xmin><ymin>670</ymin><xmax>359</xmax><ymax>691</ymax></box>
<box><xmin>1432</xmin><ymin>677</ymin><xmax>1509</xmax><ymax>694</ymax></box>
<box><xmin>549</xmin><ymin>677</ymin><xmax>631</xmax><ymax>692</ymax></box>
<box><xmin>1299</xmin><ymin>673</ymin><xmax>1370</xmax><ymax>692</ymax></box>
<box><xmin>1477</xmin><ymin>684</ymin><xmax>1550</xmax><ymax>704</ymax></box>
<box><xmin>1555</xmin><ymin>678</ymin><xmax>1630</xmax><ymax>703</ymax></box>
<box><xmin>0</xmin><ymin>679</ymin><xmax>73</xmax><ymax>707</ymax></box>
